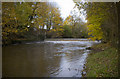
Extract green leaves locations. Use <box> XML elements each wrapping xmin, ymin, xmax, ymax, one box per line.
<box><xmin>15</xmin><ymin>2</ymin><xmax>33</xmax><ymax>26</ymax></box>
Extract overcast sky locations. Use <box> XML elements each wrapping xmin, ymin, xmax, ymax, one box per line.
<box><xmin>54</xmin><ymin>0</ymin><xmax>75</xmax><ymax>18</ymax></box>
<box><xmin>49</xmin><ymin>0</ymin><xmax>87</xmax><ymax>22</ymax></box>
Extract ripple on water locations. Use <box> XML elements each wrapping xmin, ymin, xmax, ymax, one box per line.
<box><xmin>3</xmin><ymin>39</ymin><xmax>99</xmax><ymax>77</ymax></box>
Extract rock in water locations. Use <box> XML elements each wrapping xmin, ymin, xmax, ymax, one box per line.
<box><xmin>86</xmin><ymin>47</ymin><xmax>92</xmax><ymax>50</ymax></box>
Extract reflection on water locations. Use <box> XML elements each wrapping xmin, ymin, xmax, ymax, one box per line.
<box><xmin>2</xmin><ymin>39</ymin><xmax>99</xmax><ymax>77</ymax></box>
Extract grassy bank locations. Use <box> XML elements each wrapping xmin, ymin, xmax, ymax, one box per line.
<box><xmin>84</xmin><ymin>43</ymin><xmax>118</xmax><ymax>77</ymax></box>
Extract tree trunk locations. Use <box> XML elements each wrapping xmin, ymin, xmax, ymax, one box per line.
<box><xmin>116</xmin><ymin>2</ymin><xmax>120</xmax><ymax>78</ymax></box>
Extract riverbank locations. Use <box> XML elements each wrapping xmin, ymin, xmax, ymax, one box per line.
<box><xmin>83</xmin><ymin>43</ymin><xmax>118</xmax><ymax>77</ymax></box>
<box><xmin>2</xmin><ymin>38</ymin><xmax>89</xmax><ymax>46</ymax></box>
<box><xmin>45</xmin><ymin>38</ymin><xmax>90</xmax><ymax>41</ymax></box>
<box><xmin>2</xmin><ymin>38</ymin><xmax>45</xmax><ymax>46</ymax></box>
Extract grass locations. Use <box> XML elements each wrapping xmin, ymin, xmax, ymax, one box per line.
<box><xmin>84</xmin><ymin>43</ymin><xmax>118</xmax><ymax>77</ymax></box>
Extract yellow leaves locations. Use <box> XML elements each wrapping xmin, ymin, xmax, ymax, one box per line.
<box><xmin>59</xmin><ymin>28</ymin><xmax>64</xmax><ymax>31</ymax></box>
<box><xmin>88</xmin><ymin>32</ymin><xmax>91</xmax><ymax>36</ymax></box>
<box><xmin>24</xmin><ymin>28</ymin><xmax>29</xmax><ymax>31</ymax></box>
<box><xmin>85</xmin><ymin>3</ymin><xmax>110</xmax><ymax>41</ymax></box>
<box><xmin>66</xmin><ymin>15</ymin><xmax>72</xmax><ymax>21</ymax></box>
<box><xmin>48</xmin><ymin>26</ymin><xmax>64</xmax><ymax>37</ymax></box>
<box><xmin>88</xmin><ymin>37</ymin><xmax>96</xmax><ymax>41</ymax></box>
<box><xmin>63</xmin><ymin>15</ymin><xmax>72</xmax><ymax>25</ymax></box>
<box><xmin>15</xmin><ymin>30</ymin><xmax>18</xmax><ymax>33</ymax></box>
<box><xmin>63</xmin><ymin>20</ymin><xmax>69</xmax><ymax>25</ymax></box>
<box><xmin>59</xmin><ymin>26</ymin><xmax>63</xmax><ymax>28</ymax></box>
<box><xmin>87</xmin><ymin>15</ymin><xmax>103</xmax><ymax>40</ymax></box>
<box><xmin>50</xmin><ymin>29</ymin><xmax>56</xmax><ymax>32</ymax></box>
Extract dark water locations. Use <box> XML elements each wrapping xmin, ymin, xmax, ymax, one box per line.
<box><xmin>2</xmin><ymin>39</ymin><xmax>99</xmax><ymax>77</ymax></box>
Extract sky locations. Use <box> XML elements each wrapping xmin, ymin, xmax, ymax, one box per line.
<box><xmin>50</xmin><ymin>0</ymin><xmax>87</xmax><ymax>22</ymax></box>
<box><xmin>54</xmin><ymin>0</ymin><xmax>75</xmax><ymax>19</ymax></box>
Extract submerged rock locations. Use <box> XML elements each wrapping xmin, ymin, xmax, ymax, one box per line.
<box><xmin>86</xmin><ymin>47</ymin><xmax>92</xmax><ymax>50</ymax></box>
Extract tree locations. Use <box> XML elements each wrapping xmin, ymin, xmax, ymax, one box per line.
<box><xmin>2</xmin><ymin>2</ymin><xmax>34</xmax><ymax>44</ymax></box>
<box><xmin>63</xmin><ymin>13</ymin><xmax>88</xmax><ymax>38</ymax></box>
<box><xmin>75</xmin><ymin>2</ymin><xmax>118</xmax><ymax>47</ymax></box>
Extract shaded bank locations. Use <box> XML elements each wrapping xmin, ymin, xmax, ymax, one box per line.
<box><xmin>83</xmin><ymin>43</ymin><xmax>118</xmax><ymax>77</ymax></box>
<box><xmin>2</xmin><ymin>38</ymin><xmax>45</xmax><ymax>46</ymax></box>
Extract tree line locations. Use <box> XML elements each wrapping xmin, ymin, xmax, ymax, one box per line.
<box><xmin>75</xmin><ymin>2</ymin><xmax>119</xmax><ymax>48</ymax></box>
<box><xmin>2</xmin><ymin>2</ymin><xmax>119</xmax><ymax>47</ymax></box>
<box><xmin>2</xmin><ymin>2</ymin><xmax>88</xmax><ymax>45</ymax></box>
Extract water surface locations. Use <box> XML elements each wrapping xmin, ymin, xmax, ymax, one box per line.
<box><xmin>3</xmin><ymin>39</ymin><xmax>99</xmax><ymax>77</ymax></box>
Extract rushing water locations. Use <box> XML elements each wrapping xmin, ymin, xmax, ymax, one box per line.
<box><xmin>2</xmin><ymin>39</ymin><xmax>99</xmax><ymax>77</ymax></box>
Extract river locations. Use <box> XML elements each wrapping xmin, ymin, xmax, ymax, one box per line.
<box><xmin>2</xmin><ymin>38</ymin><xmax>99</xmax><ymax>77</ymax></box>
